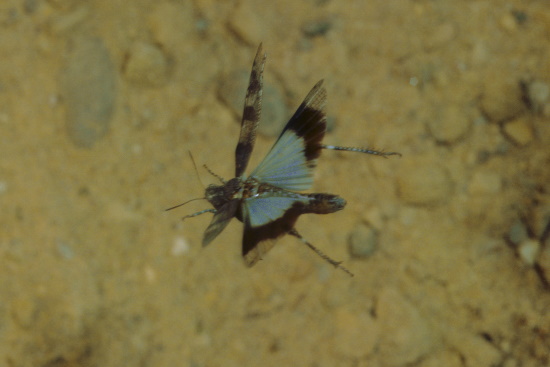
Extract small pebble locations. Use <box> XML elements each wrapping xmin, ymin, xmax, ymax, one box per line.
<box><xmin>502</xmin><ymin>116</ymin><xmax>533</xmax><ymax>146</ymax></box>
<box><xmin>171</xmin><ymin>236</ymin><xmax>190</xmax><ymax>256</ymax></box>
<box><xmin>507</xmin><ymin>220</ymin><xmax>529</xmax><ymax>246</ymax></box>
<box><xmin>123</xmin><ymin>41</ymin><xmax>170</xmax><ymax>87</ymax></box>
<box><xmin>525</xmin><ymin>80</ymin><xmax>550</xmax><ymax>113</ymax></box>
<box><xmin>0</xmin><ymin>180</ymin><xmax>7</xmax><ymax>194</ymax></box>
<box><xmin>348</xmin><ymin>224</ymin><xmax>378</xmax><ymax>259</ymax></box>
<box><xmin>23</xmin><ymin>0</ymin><xmax>39</xmax><ymax>14</ymax></box>
<box><xmin>144</xmin><ymin>264</ymin><xmax>157</xmax><ymax>283</ymax></box>
<box><xmin>325</xmin><ymin>115</ymin><xmax>336</xmax><ymax>133</ymax></box>
<box><xmin>195</xmin><ymin>18</ymin><xmax>209</xmax><ymax>33</ymax></box>
<box><xmin>518</xmin><ymin>239</ymin><xmax>540</xmax><ymax>266</ymax></box>
<box><xmin>302</xmin><ymin>18</ymin><xmax>332</xmax><ymax>38</ymax></box>
<box><xmin>468</xmin><ymin>171</ymin><xmax>502</xmax><ymax>196</ymax></box>
<box><xmin>512</xmin><ymin>10</ymin><xmax>528</xmax><ymax>24</ymax></box>
<box><xmin>396</xmin><ymin>161</ymin><xmax>453</xmax><ymax>205</ymax></box>
<box><xmin>56</xmin><ymin>241</ymin><xmax>74</xmax><ymax>259</ymax></box>
<box><xmin>427</xmin><ymin>104</ymin><xmax>472</xmax><ymax>144</ymax></box>
<box><xmin>480</xmin><ymin>75</ymin><xmax>526</xmax><ymax>122</ymax></box>
<box><xmin>499</xmin><ymin>13</ymin><xmax>518</xmax><ymax>32</ymax></box>
<box><xmin>63</xmin><ymin>36</ymin><xmax>116</xmax><ymax>148</ymax></box>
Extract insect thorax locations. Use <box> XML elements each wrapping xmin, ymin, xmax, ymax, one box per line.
<box><xmin>241</xmin><ymin>177</ymin><xmax>305</xmax><ymax>200</ymax></box>
<box><xmin>205</xmin><ymin>177</ymin><xmax>243</xmax><ymax>210</ymax></box>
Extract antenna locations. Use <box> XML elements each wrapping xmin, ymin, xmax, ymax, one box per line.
<box><xmin>188</xmin><ymin>151</ymin><xmax>205</xmax><ymax>189</ymax></box>
<box><xmin>203</xmin><ymin>164</ymin><xmax>226</xmax><ymax>184</ymax></box>
<box><xmin>165</xmin><ymin>197</ymin><xmax>205</xmax><ymax>212</ymax></box>
<box><xmin>164</xmin><ymin>151</ymin><xmax>207</xmax><ymax>212</ymax></box>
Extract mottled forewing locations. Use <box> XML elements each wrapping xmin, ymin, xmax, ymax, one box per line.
<box><xmin>235</xmin><ymin>44</ymin><xmax>267</xmax><ymax>177</ymax></box>
<box><xmin>250</xmin><ymin>80</ymin><xmax>327</xmax><ymax>191</ymax></box>
<box><xmin>241</xmin><ymin>196</ymin><xmax>308</xmax><ymax>266</ymax></box>
<box><xmin>202</xmin><ymin>199</ymin><xmax>239</xmax><ymax>247</ymax></box>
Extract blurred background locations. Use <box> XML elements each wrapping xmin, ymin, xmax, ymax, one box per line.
<box><xmin>0</xmin><ymin>0</ymin><xmax>549</xmax><ymax>366</ymax></box>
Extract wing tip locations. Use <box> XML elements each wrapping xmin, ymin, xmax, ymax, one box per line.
<box><xmin>255</xmin><ymin>43</ymin><xmax>266</xmax><ymax>63</ymax></box>
<box><xmin>243</xmin><ymin>252</ymin><xmax>260</xmax><ymax>267</ymax></box>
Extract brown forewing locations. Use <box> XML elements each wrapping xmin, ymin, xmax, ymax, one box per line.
<box><xmin>235</xmin><ymin>44</ymin><xmax>267</xmax><ymax>177</ymax></box>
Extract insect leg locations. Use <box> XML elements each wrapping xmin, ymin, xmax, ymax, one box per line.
<box><xmin>321</xmin><ymin>144</ymin><xmax>401</xmax><ymax>158</ymax></box>
<box><xmin>289</xmin><ymin>228</ymin><xmax>354</xmax><ymax>277</ymax></box>
<box><xmin>181</xmin><ymin>208</ymin><xmax>216</xmax><ymax>221</ymax></box>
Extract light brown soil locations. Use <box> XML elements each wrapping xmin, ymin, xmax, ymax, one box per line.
<box><xmin>1</xmin><ymin>1</ymin><xmax>549</xmax><ymax>366</ymax></box>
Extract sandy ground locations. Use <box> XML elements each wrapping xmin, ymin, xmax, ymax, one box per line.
<box><xmin>1</xmin><ymin>0</ymin><xmax>549</xmax><ymax>366</ymax></box>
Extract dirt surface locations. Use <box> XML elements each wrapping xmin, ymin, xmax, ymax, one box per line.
<box><xmin>1</xmin><ymin>0</ymin><xmax>549</xmax><ymax>366</ymax></box>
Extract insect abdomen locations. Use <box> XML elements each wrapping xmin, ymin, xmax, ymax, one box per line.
<box><xmin>304</xmin><ymin>193</ymin><xmax>346</xmax><ymax>214</ymax></box>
